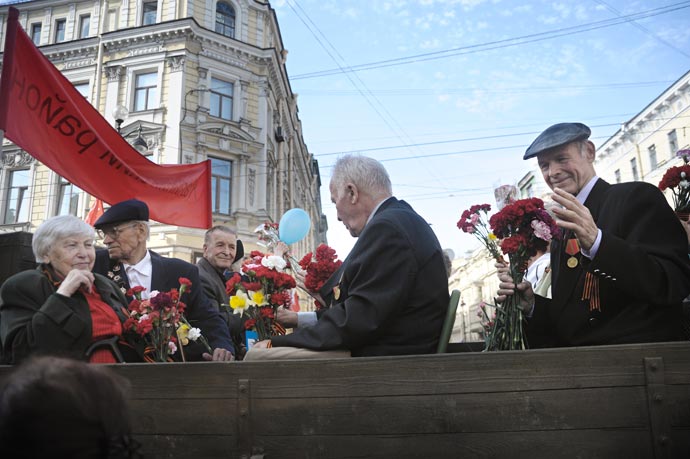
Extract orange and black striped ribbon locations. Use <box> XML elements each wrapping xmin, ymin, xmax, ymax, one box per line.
<box><xmin>581</xmin><ymin>272</ymin><xmax>601</xmax><ymax>312</ymax></box>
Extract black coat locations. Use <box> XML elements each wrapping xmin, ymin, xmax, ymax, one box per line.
<box><xmin>196</xmin><ymin>257</ymin><xmax>246</xmax><ymax>355</ymax></box>
<box><xmin>93</xmin><ymin>249</ymin><xmax>234</xmax><ymax>358</ymax></box>
<box><xmin>0</xmin><ymin>268</ymin><xmax>139</xmax><ymax>364</ymax></box>
<box><xmin>528</xmin><ymin>179</ymin><xmax>690</xmax><ymax>347</ymax></box>
<box><xmin>272</xmin><ymin>197</ymin><xmax>449</xmax><ymax>356</ymax></box>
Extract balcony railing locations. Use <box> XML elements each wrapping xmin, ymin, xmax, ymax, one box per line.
<box><xmin>0</xmin><ymin>222</ymin><xmax>31</xmax><ymax>234</ymax></box>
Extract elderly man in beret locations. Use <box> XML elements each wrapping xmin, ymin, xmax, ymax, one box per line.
<box><xmin>498</xmin><ymin>122</ymin><xmax>690</xmax><ymax>347</ymax></box>
<box><xmin>92</xmin><ymin>199</ymin><xmax>235</xmax><ymax>361</ymax></box>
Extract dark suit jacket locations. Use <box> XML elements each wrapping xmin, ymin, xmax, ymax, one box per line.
<box><xmin>93</xmin><ymin>249</ymin><xmax>234</xmax><ymax>358</ymax></box>
<box><xmin>527</xmin><ymin>179</ymin><xmax>690</xmax><ymax>347</ymax></box>
<box><xmin>196</xmin><ymin>257</ymin><xmax>245</xmax><ymax>352</ymax></box>
<box><xmin>271</xmin><ymin>197</ymin><xmax>449</xmax><ymax>356</ymax></box>
<box><xmin>0</xmin><ymin>268</ymin><xmax>136</xmax><ymax>364</ymax></box>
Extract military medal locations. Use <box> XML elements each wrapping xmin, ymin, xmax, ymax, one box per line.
<box><xmin>565</xmin><ymin>238</ymin><xmax>580</xmax><ymax>268</ymax></box>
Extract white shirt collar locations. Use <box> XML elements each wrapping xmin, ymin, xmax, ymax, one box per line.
<box><xmin>124</xmin><ymin>249</ymin><xmax>152</xmax><ymax>277</ymax></box>
<box><xmin>576</xmin><ymin>175</ymin><xmax>599</xmax><ymax>204</ymax></box>
<box><xmin>365</xmin><ymin>196</ymin><xmax>394</xmax><ymax>227</ymax></box>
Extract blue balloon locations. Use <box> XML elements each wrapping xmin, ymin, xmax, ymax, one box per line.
<box><xmin>279</xmin><ymin>208</ymin><xmax>311</xmax><ymax>244</ymax></box>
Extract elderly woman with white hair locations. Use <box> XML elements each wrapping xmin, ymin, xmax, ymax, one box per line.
<box><xmin>0</xmin><ymin>215</ymin><xmax>142</xmax><ymax>364</ymax></box>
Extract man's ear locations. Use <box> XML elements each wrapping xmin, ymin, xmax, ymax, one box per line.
<box><xmin>584</xmin><ymin>140</ymin><xmax>596</xmax><ymax>162</ymax></box>
<box><xmin>347</xmin><ymin>183</ymin><xmax>359</xmax><ymax>203</ymax></box>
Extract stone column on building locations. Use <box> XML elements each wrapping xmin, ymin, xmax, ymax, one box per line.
<box><xmin>164</xmin><ymin>55</ymin><xmax>185</xmax><ymax>165</ymax></box>
<box><xmin>103</xmin><ymin>66</ymin><xmax>122</xmax><ymax>127</ymax></box>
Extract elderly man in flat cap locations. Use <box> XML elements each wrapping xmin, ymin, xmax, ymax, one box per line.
<box><xmin>498</xmin><ymin>122</ymin><xmax>690</xmax><ymax>347</ymax></box>
<box><xmin>92</xmin><ymin>199</ymin><xmax>235</xmax><ymax>361</ymax></box>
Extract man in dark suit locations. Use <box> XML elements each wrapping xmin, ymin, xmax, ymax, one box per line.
<box><xmin>498</xmin><ymin>122</ymin><xmax>690</xmax><ymax>347</ymax></box>
<box><xmin>254</xmin><ymin>155</ymin><xmax>449</xmax><ymax>356</ymax></box>
<box><xmin>196</xmin><ymin>225</ymin><xmax>246</xmax><ymax>357</ymax></box>
<box><xmin>92</xmin><ymin>199</ymin><xmax>235</xmax><ymax>361</ymax></box>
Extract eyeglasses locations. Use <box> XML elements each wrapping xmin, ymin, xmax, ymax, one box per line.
<box><xmin>96</xmin><ymin>222</ymin><xmax>138</xmax><ymax>240</ymax></box>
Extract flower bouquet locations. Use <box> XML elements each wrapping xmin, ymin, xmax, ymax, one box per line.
<box><xmin>122</xmin><ymin>278</ymin><xmax>211</xmax><ymax>362</ymax></box>
<box><xmin>659</xmin><ymin>149</ymin><xmax>690</xmax><ymax>220</ymax></box>
<box><xmin>487</xmin><ymin>197</ymin><xmax>560</xmax><ymax>351</ymax></box>
<box><xmin>298</xmin><ymin>244</ymin><xmax>343</xmax><ymax>310</ymax></box>
<box><xmin>456</xmin><ymin>203</ymin><xmax>504</xmax><ymax>262</ymax></box>
<box><xmin>225</xmin><ymin>251</ymin><xmax>297</xmax><ymax>341</ymax></box>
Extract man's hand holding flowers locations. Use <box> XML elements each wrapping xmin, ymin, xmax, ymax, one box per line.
<box><xmin>495</xmin><ymin>261</ymin><xmax>535</xmax><ymax>315</ymax></box>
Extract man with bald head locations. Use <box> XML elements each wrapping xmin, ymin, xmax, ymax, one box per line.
<box><xmin>254</xmin><ymin>154</ymin><xmax>449</xmax><ymax>356</ymax></box>
<box><xmin>498</xmin><ymin>123</ymin><xmax>690</xmax><ymax>347</ymax></box>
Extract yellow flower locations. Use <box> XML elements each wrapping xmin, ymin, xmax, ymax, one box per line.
<box><xmin>176</xmin><ymin>323</ymin><xmax>190</xmax><ymax>346</ymax></box>
<box><xmin>488</xmin><ymin>233</ymin><xmax>497</xmax><ymax>240</ymax></box>
<box><xmin>230</xmin><ymin>291</ymin><xmax>249</xmax><ymax>315</ymax></box>
<box><xmin>248</xmin><ymin>290</ymin><xmax>268</xmax><ymax>306</ymax></box>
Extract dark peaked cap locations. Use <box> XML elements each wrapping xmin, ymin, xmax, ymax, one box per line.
<box><xmin>94</xmin><ymin>199</ymin><xmax>149</xmax><ymax>228</ymax></box>
<box><xmin>524</xmin><ymin>122</ymin><xmax>591</xmax><ymax>160</ymax></box>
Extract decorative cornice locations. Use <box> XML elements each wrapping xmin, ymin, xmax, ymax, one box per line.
<box><xmin>166</xmin><ymin>56</ymin><xmax>185</xmax><ymax>72</ymax></box>
<box><xmin>62</xmin><ymin>58</ymin><xmax>97</xmax><ymax>70</ymax></box>
<box><xmin>199</xmin><ymin>49</ymin><xmax>248</xmax><ymax>69</ymax></box>
<box><xmin>2</xmin><ymin>150</ymin><xmax>35</xmax><ymax>168</ymax></box>
<box><xmin>105</xmin><ymin>65</ymin><xmax>123</xmax><ymax>82</ymax></box>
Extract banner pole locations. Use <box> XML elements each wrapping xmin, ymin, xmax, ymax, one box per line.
<box><xmin>0</xmin><ymin>7</ymin><xmax>19</xmax><ymax>132</ymax></box>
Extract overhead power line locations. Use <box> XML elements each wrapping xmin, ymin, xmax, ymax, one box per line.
<box><xmin>291</xmin><ymin>2</ymin><xmax>690</xmax><ymax>80</ymax></box>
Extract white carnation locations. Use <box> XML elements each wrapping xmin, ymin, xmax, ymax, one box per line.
<box><xmin>187</xmin><ymin>327</ymin><xmax>202</xmax><ymax>341</ymax></box>
<box><xmin>262</xmin><ymin>255</ymin><xmax>287</xmax><ymax>271</ymax></box>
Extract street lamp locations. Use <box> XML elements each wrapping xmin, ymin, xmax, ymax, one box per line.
<box><xmin>112</xmin><ymin>105</ymin><xmax>129</xmax><ymax>133</ymax></box>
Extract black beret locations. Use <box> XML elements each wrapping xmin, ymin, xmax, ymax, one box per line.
<box><xmin>234</xmin><ymin>239</ymin><xmax>244</xmax><ymax>263</ymax></box>
<box><xmin>94</xmin><ymin>199</ymin><xmax>149</xmax><ymax>228</ymax></box>
<box><xmin>524</xmin><ymin>122</ymin><xmax>591</xmax><ymax>159</ymax></box>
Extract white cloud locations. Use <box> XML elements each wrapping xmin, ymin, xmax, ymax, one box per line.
<box><xmin>420</xmin><ymin>38</ymin><xmax>442</xmax><ymax>49</ymax></box>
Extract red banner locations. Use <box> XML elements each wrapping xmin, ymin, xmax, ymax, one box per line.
<box><xmin>0</xmin><ymin>8</ymin><xmax>211</xmax><ymax>229</ymax></box>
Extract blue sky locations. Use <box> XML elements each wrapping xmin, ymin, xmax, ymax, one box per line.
<box><xmin>271</xmin><ymin>0</ymin><xmax>690</xmax><ymax>260</ymax></box>
<box><xmin>2</xmin><ymin>0</ymin><xmax>689</xmax><ymax>259</ymax></box>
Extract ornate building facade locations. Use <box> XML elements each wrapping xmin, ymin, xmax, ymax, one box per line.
<box><xmin>0</xmin><ymin>0</ymin><xmax>327</xmax><ymax>262</ymax></box>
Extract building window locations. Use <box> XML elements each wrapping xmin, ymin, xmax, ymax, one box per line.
<box><xmin>57</xmin><ymin>178</ymin><xmax>81</xmax><ymax>216</ymax></box>
<box><xmin>30</xmin><ymin>23</ymin><xmax>41</xmax><ymax>45</ymax></box>
<box><xmin>215</xmin><ymin>1</ymin><xmax>236</xmax><ymax>38</ymax></box>
<box><xmin>78</xmin><ymin>14</ymin><xmax>91</xmax><ymax>38</ymax></box>
<box><xmin>668</xmin><ymin>129</ymin><xmax>678</xmax><ymax>156</ymax></box>
<box><xmin>73</xmin><ymin>82</ymin><xmax>90</xmax><ymax>100</ymax></box>
<box><xmin>54</xmin><ymin>19</ymin><xmax>66</xmax><ymax>43</ymax></box>
<box><xmin>142</xmin><ymin>1</ymin><xmax>157</xmax><ymax>26</ymax></box>
<box><xmin>648</xmin><ymin>144</ymin><xmax>657</xmax><ymax>170</ymax></box>
<box><xmin>211</xmin><ymin>157</ymin><xmax>232</xmax><ymax>214</ymax></box>
<box><xmin>209</xmin><ymin>78</ymin><xmax>233</xmax><ymax>120</ymax></box>
<box><xmin>630</xmin><ymin>158</ymin><xmax>639</xmax><ymax>181</ymax></box>
<box><xmin>4</xmin><ymin>169</ymin><xmax>30</xmax><ymax>224</ymax></box>
<box><xmin>106</xmin><ymin>8</ymin><xmax>118</xmax><ymax>32</ymax></box>
<box><xmin>614</xmin><ymin>169</ymin><xmax>621</xmax><ymax>184</ymax></box>
<box><xmin>133</xmin><ymin>72</ymin><xmax>158</xmax><ymax>111</ymax></box>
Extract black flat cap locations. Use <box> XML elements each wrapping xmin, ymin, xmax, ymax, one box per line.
<box><xmin>524</xmin><ymin>122</ymin><xmax>591</xmax><ymax>159</ymax></box>
<box><xmin>94</xmin><ymin>199</ymin><xmax>149</xmax><ymax>228</ymax></box>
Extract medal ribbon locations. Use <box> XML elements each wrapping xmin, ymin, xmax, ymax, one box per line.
<box><xmin>582</xmin><ymin>272</ymin><xmax>601</xmax><ymax>312</ymax></box>
<box><xmin>565</xmin><ymin>238</ymin><xmax>580</xmax><ymax>256</ymax></box>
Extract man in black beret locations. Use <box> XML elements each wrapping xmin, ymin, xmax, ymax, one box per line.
<box><xmin>498</xmin><ymin>122</ymin><xmax>690</xmax><ymax>347</ymax></box>
<box><xmin>92</xmin><ymin>199</ymin><xmax>235</xmax><ymax>361</ymax></box>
